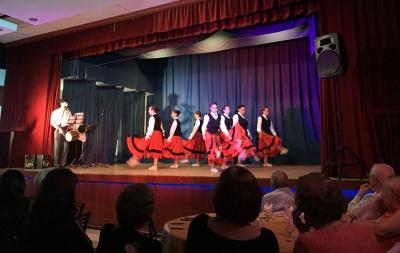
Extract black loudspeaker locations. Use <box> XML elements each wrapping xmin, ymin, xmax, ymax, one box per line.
<box><xmin>36</xmin><ymin>155</ymin><xmax>50</xmax><ymax>169</ymax></box>
<box><xmin>315</xmin><ymin>33</ymin><xmax>344</xmax><ymax>78</ymax></box>
<box><xmin>24</xmin><ymin>154</ymin><xmax>50</xmax><ymax>169</ymax></box>
<box><xmin>24</xmin><ymin>155</ymin><xmax>35</xmax><ymax>169</ymax></box>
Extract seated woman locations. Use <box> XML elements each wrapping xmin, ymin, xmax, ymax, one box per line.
<box><xmin>185</xmin><ymin>166</ymin><xmax>279</xmax><ymax>253</ymax></box>
<box><xmin>26</xmin><ymin>168</ymin><xmax>94</xmax><ymax>253</ymax></box>
<box><xmin>96</xmin><ymin>183</ymin><xmax>161</xmax><ymax>253</ymax></box>
<box><xmin>292</xmin><ymin>173</ymin><xmax>383</xmax><ymax>253</ymax></box>
<box><xmin>0</xmin><ymin>170</ymin><xmax>30</xmax><ymax>252</ymax></box>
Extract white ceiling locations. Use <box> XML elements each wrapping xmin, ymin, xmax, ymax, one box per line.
<box><xmin>0</xmin><ymin>0</ymin><xmax>181</xmax><ymax>44</ymax></box>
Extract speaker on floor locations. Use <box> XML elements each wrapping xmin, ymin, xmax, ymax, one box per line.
<box><xmin>24</xmin><ymin>155</ymin><xmax>35</xmax><ymax>169</ymax></box>
<box><xmin>314</xmin><ymin>33</ymin><xmax>346</xmax><ymax>78</ymax></box>
<box><xmin>36</xmin><ymin>154</ymin><xmax>50</xmax><ymax>169</ymax></box>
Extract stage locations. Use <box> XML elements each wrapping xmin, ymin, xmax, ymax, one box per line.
<box><xmin>16</xmin><ymin>163</ymin><xmax>362</xmax><ymax>231</ymax></box>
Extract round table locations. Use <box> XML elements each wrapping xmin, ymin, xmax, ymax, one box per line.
<box><xmin>162</xmin><ymin>212</ymin><xmax>298</xmax><ymax>253</ymax></box>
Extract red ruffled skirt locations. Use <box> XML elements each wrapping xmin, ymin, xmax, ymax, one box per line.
<box><xmin>230</xmin><ymin>124</ymin><xmax>256</xmax><ymax>159</ymax></box>
<box><xmin>183</xmin><ymin>132</ymin><xmax>207</xmax><ymax>159</ymax></box>
<box><xmin>258</xmin><ymin>131</ymin><xmax>282</xmax><ymax>157</ymax></box>
<box><xmin>163</xmin><ymin>136</ymin><xmax>186</xmax><ymax>160</ymax></box>
<box><xmin>126</xmin><ymin>130</ymin><xmax>164</xmax><ymax>159</ymax></box>
<box><xmin>204</xmin><ymin>131</ymin><xmax>224</xmax><ymax>165</ymax></box>
<box><xmin>219</xmin><ymin>130</ymin><xmax>234</xmax><ymax>160</ymax></box>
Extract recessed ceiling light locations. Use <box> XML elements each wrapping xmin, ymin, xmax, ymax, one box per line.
<box><xmin>29</xmin><ymin>17</ymin><xmax>38</xmax><ymax>22</ymax></box>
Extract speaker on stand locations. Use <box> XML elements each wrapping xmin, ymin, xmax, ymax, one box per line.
<box><xmin>315</xmin><ymin>33</ymin><xmax>367</xmax><ymax>179</ymax></box>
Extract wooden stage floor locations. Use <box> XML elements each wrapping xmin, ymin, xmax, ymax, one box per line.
<box><xmin>67</xmin><ymin>163</ymin><xmax>321</xmax><ymax>179</ymax></box>
<box><xmin>18</xmin><ymin>163</ymin><xmax>322</xmax><ymax>186</ymax></box>
<box><xmin>18</xmin><ymin>163</ymin><xmax>361</xmax><ymax>189</ymax></box>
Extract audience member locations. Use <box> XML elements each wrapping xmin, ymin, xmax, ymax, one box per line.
<box><xmin>347</xmin><ymin>163</ymin><xmax>395</xmax><ymax>220</ymax></box>
<box><xmin>26</xmin><ymin>168</ymin><xmax>93</xmax><ymax>253</ymax></box>
<box><xmin>355</xmin><ymin>176</ymin><xmax>400</xmax><ymax>251</ymax></box>
<box><xmin>261</xmin><ymin>171</ymin><xmax>295</xmax><ymax>212</ymax></box>
<box><xmin>185</xmin><ymin>166</ymin><xmax>279</xmax><ymax>253</ymax></box>
<box><xmin>292</xmin><ymin>172</ymin><xmax>383</xmax><ymax>253</ymax></box>
<box><xmin>32</xmin><ymin>166</ymin><xmax>56</xmax><ymax>194</ymax></box>
<box><xmin>96</xmin><ymin>183</ymin><xmax>161</xmax><ymax>253</ymax></box>
<box><xmin>0</xmin><ymin>170</ymin><xmax>30</xmax><ymax>252</ymax></box>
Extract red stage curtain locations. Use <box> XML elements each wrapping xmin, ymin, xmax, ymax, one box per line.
<box><xmin>320</xmin><ymin>0</ymin><xmax>400</xmax><ymax>176</ymax></box>
<box><xmin>57</xmin><ymin>0</ymin><xmax>319</xmax><ymax>58</ymax></box>
<box><xmin>0</xmin><ymin>45</ymin><xmax>61</xmax><ymax>167</ymax></box>
<box><xmin>1</xmin><ymin>0</ymin><xmax>318</xmax><ymax>167</ymax></box>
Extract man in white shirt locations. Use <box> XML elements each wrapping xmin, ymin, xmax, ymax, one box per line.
<box><xmin>50</xmin><ymin>98</ymin><xmax>73</xmax><ymax>167</ymax></box>
<box><xmin>261</xmin><ymin>171</ymin><xmax>295</xmax><ymax>212</ymax></box>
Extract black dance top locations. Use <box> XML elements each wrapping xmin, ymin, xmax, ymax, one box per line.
<box><xmin>185</xmin><ymin>214</ymin><xmax>279</xmax><ymax>253</ymax></box>
<box><xmin>173</xmin><ymin>119</ymin><xmax>182</xmax><ymax>136</ymax></box>
<box><xmin>207</xmin><ymin>113</ymin><xmax>221</xmax><ymax>134</ymax></box>
<box><xmin>152</xmin><ymin>114</ymin><xmax>163</xmax><ymax>132</ymax></box>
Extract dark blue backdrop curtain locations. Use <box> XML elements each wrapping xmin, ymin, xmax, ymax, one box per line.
<box><xmin>95</xmin><ymin>87</ymin><xmax>123</xmax><ymax>164</ymax></box>
<box><xmin>63</xmin><ymin>82</ymin><xmax>123</xmax><ymax>164</ymax></box>
<box><xmin>116</xmin><ymin>91</ymin><xmax>145</xmax><ymax>162</ymax></box>
<box><xmin>155</xmin><ymin>38</ymin><xmax>320</xmax><ymax>164</ymax></box>
<box><xmin>62</xmin><ymin>80</ymin><xmax>96</xmax><ymax>125</ymax></box>
<box><xmin>62</xmin><ymin>80</ymin><xmax>96</xmax><ymax>165</ymax></box>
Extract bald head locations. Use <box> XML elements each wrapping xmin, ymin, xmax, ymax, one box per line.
<box><xmin>271</xmin><ymin>171</ymin><xmax>289</xmax><ymax>189</ymax></box>
<box><xmin>370</xmin><ymin>163</ymin><xmax>395</xmax><ymax>192</ymax></box>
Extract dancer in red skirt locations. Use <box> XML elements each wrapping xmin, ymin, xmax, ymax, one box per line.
<box><xmin>183</xmin><ymin>111</ymin><xmax>207</xmax><ymax>166</ymax></box>
<box><xmin>220</xmin><ymin>105</ymin><xmax>234</xmax><ymax>169</ymax></box>
<box><xmin>126</xmin><ymin>105</ymin><xmax>164</xmax><ymax>170</ymax></box>
<box><xmin>163</xmin><ymin>110</ymin><xmax>186</xmax><ymax>168</ymax></box>
<box><xmin>257</xmin><ymin>107</ymin><xmax>288</xmax><ymax>167</ymax></box>
<box><xmin>231</xmin><ymin>105</ymin><xmax>260</xmax><ymax>165</ymax></box>
<box><xmin>201</xmin><ymin>102</ymin><xmax>231</xmax><ymax>173</ymax></box>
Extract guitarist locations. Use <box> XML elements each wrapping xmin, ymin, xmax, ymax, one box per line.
<box><xmin>50</xmin><ymin>98</ymin><xmax>72</xmax><ymax>167</ymax></box>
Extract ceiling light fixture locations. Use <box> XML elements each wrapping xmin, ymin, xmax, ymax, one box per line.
<box><xmin>0</xmin><ymin>18</ymin><xmax>17</xmax><ymax>32</ymax></box>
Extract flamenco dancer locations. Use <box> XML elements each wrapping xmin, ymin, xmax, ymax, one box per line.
<box><xmin>163</xmin><ymin>110</ymin><xmax>186</xmax><ymax>168</ymax></box>
<box><xmin>257</xmin><ymin>107</ymin><xmax>288</xmax><ymax>167</ymax></box>
<box><xmin>183</xmin><ymin>111</ymin><xmax>207</xmax><ymax>166</ymax></box>
<box><xmin>201</xmin><ymin>102</ymin><xmax>231</xmax><ymax>173</ymax></box>
<box><xmin>231</xmin><ymin>105</ymin><xmax>260</xmax><ymax>165</ymax></box>
<box><xmin>220</xmin><ymin>105</ymin><xmax>234</xmax><ymax>169</ymax></box>
<box><xmin>126</xmin><ymin>105</ymin><xmax>164</xmax><ymax>170</ymax></box>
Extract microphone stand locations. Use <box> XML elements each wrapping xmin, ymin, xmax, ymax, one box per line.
<box><xmin>56</xmin><ymin>108</ymin><xmax>66</xmax><ymax>168</ymax></box>
<box><xmin>94</xmin><ymin>109</ymin><xmax>108</xmax><ymax>168</ymax></box>
<box><xmin>83</xmin><ymin>109</ymin><xmax>108</xmax><ymax>168</ymax></box>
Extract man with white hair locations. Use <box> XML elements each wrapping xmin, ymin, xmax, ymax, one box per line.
<box><xmin>355</xmin><ymin>176</ymin><xmax>400</xmax><ymax>252</ymax></box>
<box><xmin>347</xmin><ymin>163</ymin><xmax>395</xmax><ymax>220</ymax></box>
<box><xmin>261</xmin><ymin>171</ymin><xmax>295</xmax><ymax>212</ymax></box>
